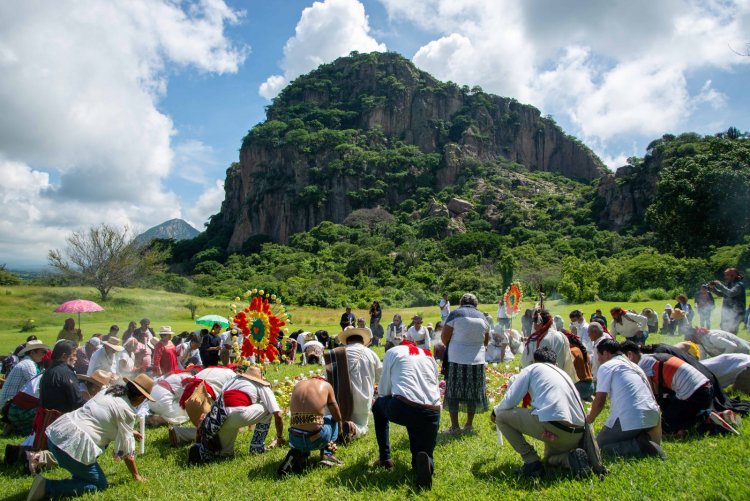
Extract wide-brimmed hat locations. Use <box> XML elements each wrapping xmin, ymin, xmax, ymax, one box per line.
<box><xmin>671</xmin><ymin>309</ymin><xmax>686</xmax><ymax>321</ymax></box>
<box><xmin>338</xmin><ymin>326</ymin><xmax>371</xmax><ymax>346</ymax></box>
<box><xmin>664</xmin><ymin>304</ymin><xmax>673</xmax><ymax>310</ymax></box>
<box><xmin>301</xmin><ymin>331</ymin><xmax>315</xmax><ymax>342</ymax></box>
<box><xmin>124</xmin><ymin>374</ymin><xmax>155</xmax><ymax>401</ymax></box>
<box><xmin>103</xmin><ymin>336</ymin><xmax>125</xmax><ymax>352</ymax></box>
<box><xmin>159</xmin><ymin>326</ymin><xmax>174</xmax><ymax>337</ymax></box>
<box><xmin>18</xmin><ymin>340</ymin><xmax>50</xmax><ymax>356</ymax></box>
<box><xmin>239</xmin><ymin>366</ymin><xmax>270</xmax><ymax>387</ymax></box>
<box><xmin>77</xmin><ymin>369</ymin><xmax>113</xmax><ymax>388</ymax></box>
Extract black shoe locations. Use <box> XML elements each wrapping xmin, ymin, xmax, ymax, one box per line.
<box><xmin>187</xmin><ymin>444</ymin><xmax>202</xmax><ymax>465</ymax></box>
<box><xmin>277</xmin><ymin>449</ymin><xmax>296</xmax><ymax>477</ymax></box>
<box><xmin>414</xmin><ymin>452</ymin><xmax>433</xmax><ymax>490</ymax></box>
<box><xmin>567</xmin><ymin>448</ymin><xmax>592</xmax><ymax>479</ymax></box>
<box><xmin>514</xmin><ymin>460</ymin><xmax>544</xmax><ymax>478</ymax></box>
<box><xmin>4</xmin><ymin>444</ymin><xmax>19</xmax><ymax>465</ymax></box>
<box><xmin>636</xmin><ymin>432</ymin><xmax>666</xmax><ymax>459</ymax></box>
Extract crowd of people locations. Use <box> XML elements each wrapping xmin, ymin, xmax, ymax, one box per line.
<box><xmin>0</xmin><ymin>268</ymin><xmax>748</xmax><ymax>498</ymax></box>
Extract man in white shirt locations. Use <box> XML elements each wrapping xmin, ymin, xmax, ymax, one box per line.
<box><xmin>325</xmin><ymin>327</ymin><xmax>382</xmax><ymax>441</ymax></box>
<box><xmin>492</xmin><ymin>347</ymin><xmax>590</xmax><ymax>478</ymax></box>
<box><xmin>683</xmin><ymin>325</ymin><xmax>750</xmax><ymax>358</ymax></box>
<box><xmin>372</xmin><ymin>334</ymin><xmax>441</xmax><ymax>490</ymax></box>
<box><xmin>521</xmin><ymin>310</ymin><xmax>577</xmax><ymax>383</ymax></box>
<box><xmin>219</xmin><ymin>328</ymin><xmax>243</xmax><ymax>366</ymax></box>
<box><xmin>87</xmin><ymin>337</ymin><xmax>126</xmax><ymax>378</ymax></box>
<box><xmin>610</xmin><ymin>307</ymin><xmax>649</xmax><ymax>343</ymax></box>
<box><xmin>586</xmin><ymin>339</ymin><xmax>664</xmax><ymax>458</ymax></box>
<box><xmin>406</xmin><ymin>316</ymin><xmax>431</xmax><ymax>350</ymax></box>
<box><xmin>701</xmin><ymin>353</ymin><xmax>750</xmax><ymax>392</ymax></box>
<box><xmin>588</xmin><ymin>322</ymin><xmax>611</xmax><ymax>380</ymax></box>
<box><xmin>569</xmin><ymin>310</ymin><xmax>592</xmax><ymax>353</ymax></box>
<box><xmin>439</xmin><ymin>294</ymin><xmax>450</xmax><ymax>322</ymax></box>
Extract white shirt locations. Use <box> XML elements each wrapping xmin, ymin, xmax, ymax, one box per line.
<box><xmin>638</xmin><ymin>355</ymin><xmax>708</xmax><ymax>399</ymax></box>
<box><xmin>591</xmin><ymin>333</ymin><xmax>612</xmax><ymax>379</ymax></box>
<box><xmin>406</xmin><ymin>325</ymin><xmax>431</xmax><ymax>349</ymax></box>
<box><xmin>702</xmin><ymin>354</ymin><xmax>750</xmax><ymax>388</ymax></box>
<box><xmin>46</xmin><ymin>393</ymin><xmax>137</xmax><ymax>465</ymax></box>
<box><xmin>296</xmin><ymin>332</ymin><xmax>307</xmax><ymax>351</ymax></box>
<box><xmin>496</xmin><ymin>304</ymin><xmax>509</xmax><ymax>320</ymax></box>
<box><xmin>445</xmin><ymin>305</ymin><xmax>489</xmax><ymax>365</ymax></box>
<box><xmin>572</xmin><ymin>320</ymin><xmax>592</xmax><ymax>353</ymax></box>
<box><xmin>495</xmin><ymin>363</ymin><xmax>585</xmax><ymax>426</ymax></box>
<box><xmin>521</xmin><ymin>328</ymin><xmax>578</xmax><ymax>382</ymax></box>
<box><xmin>697</xmin><ymin>330</ymin><xmax>750</xmax><ymax>357</ymax></box>
<box><xmin>196</xmin><ymin>367</ymin><xmax>236</xmax><ymax>396</ymax></box>
<box><xmin>87</xmin><ymin>347</ymin><xmax>125</xmax><ymax>377</ymax></box>
<box><xmin>439</xmin><ymin>299</ymin><xmax>450</xmax><ymax>318</ymax></box>
<box><xmin>343</xmin><ymin>344</ymin><xmax>383</xmax><ymax>432</ymax></box>
<box><xmin>379</xmin><ymin>344</ymin><xmax>440</xmax><ymax>407</ymax></box>
<box><xmin>596</xmin><ymin>355</ymin><xmax>660</xmax><ymax>431</ymax></box>
<box><xmin>220</xmin><ymin>377</ymin><xmax>281</xmax><ymax>414</ymax></box>
<box><xmin>611</xmin><ymin>313</ymin><xmax>648</xmax><ymax>339</ymax></box>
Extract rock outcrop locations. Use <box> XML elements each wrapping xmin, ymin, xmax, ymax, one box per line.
<box><xmin>214</xmin><ymin>52</ymin><xmax>608</xmax><ymax>251</ymax></box>
<box><xmin>595</xmin><ymin>164</ymin><xmax>659</xmax><ymax>231</ymax></box>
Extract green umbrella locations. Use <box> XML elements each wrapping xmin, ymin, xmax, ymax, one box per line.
<box><xmin>196</xmin><ymin>314</ymin><xmax>230</xmax><ymax>328</ymax></box>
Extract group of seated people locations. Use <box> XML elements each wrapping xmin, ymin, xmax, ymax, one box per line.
<box><xmin>4</xmin><ymin>296</ymin><xmax>750</xmax><ymax>499</ymax></box>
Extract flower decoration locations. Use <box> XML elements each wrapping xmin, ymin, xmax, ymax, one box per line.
<box><xmin>504</xmin><ymin>282</ymin><xmax>523</xmax><ymax>316</ymax></box>
<box><xmin>233</xmin><ymin>288</ymin><xmax>289</xmax><ymax>362</ymax></box>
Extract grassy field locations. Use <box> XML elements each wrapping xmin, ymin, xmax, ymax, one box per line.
<box><xmin>1</xmin><ymin>286</ymin><xmax>750</xmax><ymax>500</ymax></box>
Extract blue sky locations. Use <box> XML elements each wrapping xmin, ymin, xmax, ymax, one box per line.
<box><xmin>1</xmin><ymin>0</ymin><xmax>748</xmax><ymax>267</ymax></box>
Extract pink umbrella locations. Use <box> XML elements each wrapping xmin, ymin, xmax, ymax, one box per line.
<box><xmin>54</xmin><ymin>299</ymin><xmax>104</xmax><ymax>328</ymax></box>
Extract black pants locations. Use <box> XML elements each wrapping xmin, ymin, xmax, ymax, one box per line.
<box><xmin>372</xmin><ymin>396</ymin><xmax>440</xmax><ymax>468</ymax></box>
<box><xmin>661</xmin><ymin>384</ymin><xmax>713</xmax><ymax>433</ymax></box>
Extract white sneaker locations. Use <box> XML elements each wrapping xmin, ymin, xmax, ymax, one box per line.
<box><xmin>709</xmin><ymin>411</ymin><xmax>740</xmax><ymax>436</ymax></box>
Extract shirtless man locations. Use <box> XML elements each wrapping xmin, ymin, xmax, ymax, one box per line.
<box><xmin>277</xmin><ymin>378</ymin><xmax>343</xmax><ymax>475</ymax></box>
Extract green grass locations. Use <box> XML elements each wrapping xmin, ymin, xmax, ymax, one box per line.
<box><xmin>1</xmin><ymin>286</ymin><xmax>750</xmax><ymax>499</ymax></box>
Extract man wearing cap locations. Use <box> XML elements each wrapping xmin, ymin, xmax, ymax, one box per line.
<box><xmin>86</xmin><ymin>336</ymin><xmax>126</xmax><ymax>377</ymax></box>
<box><xmin>371</xmin><ymin>331</ymin><xmax>441</xmax><ymax>490</ymax></box>
<box><xmin>339</xmin><ymin>307</ymin><xmax>356</xmax><ymax>331</ymax></box>
<box><xmin>406</xmin><ymin>316</ymin><xmax>431</xmax><ymax>351</ymax></box>
<box><xmin>28</xmin><ymin>374</ymin><xmax>155</xmax><ymax>500</ymax></box>
<box><xmin>1</xmin><ymin>340</ymin><xmax>48</xmax><ymax>437</ymax></box>
<box><xmin>277</xmin><ymin>377</ymin><xmax>344</xmax><ymax>475</ymax></box>
<box><xmin>302</xmin><ymin>332</ymin><xmax>324</xmax><ymax>365</ymax></box>
<box><xmin>710</xmin><ymin>268</ymin><xmax>747</xmax><ymax>334</ymax></box>
<box><xmin>324</xmin><ymin>327</ymin><xmax>382</xmax><ymax>442</ymax></box>
<box><xmin>152</xmin><ymin>326</ymin><xmax>179</xmax><ymax>376</ymax></box>
<box><xmin>188</xmin><ymin>366</ymin><xmax>284</xmax><ymax>464</ymax></box>
<box><xmin>609</xmin><ymin>307</ymin><xmax>649</xmax><ymax>344</ymax></box>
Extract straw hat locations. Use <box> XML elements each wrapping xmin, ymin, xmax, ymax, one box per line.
<box><xmin>103</xmin><ymin>336</ymin><xmax>125</xmax><ymax>352</ymax></box>
<box><xmin>18</xmin><ymin>340</ymin><xmax>50</xmax><ymax>356</ymax></box>
<box><xmin>159</xmin><ymin>326</ymin><xmax>174</xmax><ymax>337</ymax></box>
<box><xmin>239</xmin><ymin>366</ymin><xmax>270</xmax><ymax>387</ymax></box>
<box><xmin>124</xmin><ymin>374</ymin><xmax>155</xmax><ymax>401</ymax></box>
<box><xmin>77</xmin><ymin>369</ymin><xmax>114</xmax><ymax>388</ymax></box>
<box><xmin>670</xmin><ymin>309</ymin><xmax>686</xmax><ymax>321</ymax></box>
<box><xmin>338</xmin><ymin>326</ymin><xmax>371</xmax><ymax>346</ymax></box>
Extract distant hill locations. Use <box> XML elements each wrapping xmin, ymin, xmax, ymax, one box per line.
<box><xmin>136</xmin><ymin>219</ymin><xmax>199</xmax><ymax>245</ymax></box>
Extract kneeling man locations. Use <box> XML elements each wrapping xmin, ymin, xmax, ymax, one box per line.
<box><xmin>371</xmin><ymin>334</ymin><xmax>441</xmax><ymax>490</ymax></box>
<box><xmin>188</xmin><ymin>366</ymin><xmax>284</xmax><ymax>463</ymax></box>
<box><xmin>493</xmin><ymin>347</ymin><xmax>590</xmax><ymax>478</ymax></box>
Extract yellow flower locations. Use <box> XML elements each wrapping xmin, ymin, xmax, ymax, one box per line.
<box><xmin>234</xmin><ymin>296</ymin><xmax>241</xmax><ymax>302</ymax></box>
<box><xmin>252</xmin><ymin>288</ymin><xmax>257</xmax><ymax>294</ymax></box>
<box><xmin>259</xmin><ymin>289</ymin><xmax>264</xmax><ymax>295</ymax></box>
<box><xmin>271</xmin><ymin>294</ymin><xmax>277</xmax><ymax>300</ymax></box>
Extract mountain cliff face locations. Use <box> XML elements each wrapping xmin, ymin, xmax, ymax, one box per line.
<box><xmin>215</xmin><ymin>52</ymin><xmax>607</xmax><ymax>251</ymax></box>
<box><xmin>136</xmin><ymin>219</ymin><xmax>199</xmax><ymax>244</ymax></box>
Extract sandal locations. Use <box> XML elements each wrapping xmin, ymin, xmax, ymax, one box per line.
<box><xmin>442</xmin><ymin>427</ymin><xmax>461</xmax><ymax>435</ymax></box>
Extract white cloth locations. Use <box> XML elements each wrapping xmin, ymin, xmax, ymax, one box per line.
<box><xmin>485</xmin><ymin>327</ymin><xmax>509</xmax><ymax>363</ymax></box>
<box><xmin>220</xmin><ymin>377</ymin><xmax>281</xmax><ymax>414</ymax></box>
<box><xmin>195</xmin><ymin>367</ymin><xmax>236</xmax><ymax>396</ymax></box>
<box><xmin>445</xmin><ymin>306</ymin><xmax>489</xmax><ymax>365</ymax></box>
<box><xmin>343</xmin><ymin>344</ymin><xmax>382</xmax><ymax>436</ymax></box>
<box><xmin>439</xmin><ymin>299</ymin><xmax>450</xmax><ymax>319</ymax></box>
<box><xmin>702</xmin><ymin>354</ymin><xmax>750</xmax><ymax>388</ymax></box>
<box><xmin>406</xmin><ymin>325</ymin><xmax>431</xmax><ymax>350</ymax></box>
<box><xmin>87</xmin><ymin>347</ymin><xmax>125</xmax><ymax>377</ymax></box>
<box><xmin>521</xmin><ymin>328</ymin><xmax>578</xmax><ymax>382</ymax></box>
<box><xmin>496</xmin><ymin>304</ymin><xmax>509</xmax><ymax>321</ymax></box>
<box><xmin>696</xmin><ymin>330</ymin><xmax>750</xmax><ymax>357</ymax></box>
<box><xmin>495</xmin><ymin>363</ymin><xmax>585</xmax><ymax>426</ymax></box>
<box><xmin>177</xmin><ymin>344</ymin><xmax>202</xmax><ymax>367</ymax></box>
<box><xmin>385</xmin><ymin>323</ymin><xmax>406</xmax><ymax>344</ymax></box>
<box><xmin>18</xmin><ymin>372</ymin><xmax>43</xmax><ymax>399</ymax></box>
<box><xmin>611</xmin><ymin>313</ymin><xmax>648</xmax><ymax>339</ymax></box>
<box><xmin>46</xmin><ymin>393</ymin><xmax>137</xmax><ymax>465</ymax></box>
<box><xmin>591</xmin><ymin>333</ymin><xmax>612</xmax><ymax>379</ymax></box>
<box><xmin>638</xmin><ymin>355</ymin><xmax>708</xmax><ymax>400</ymax></box>
<box><xmin>296</xmin><ymin>332</ymin><xmax>307</xmax><ymax>351</ymax></box>
<box><xmin>572</xmin><ymin>320</ymin><xmax>592</xmax><ymax>353</ymax></box>
<box><xmin>596</xmin><ymin>355</ymin><xmax>660</xmax><ymax>432</ymax></box>
<box><xmin>379</xmin><ymin>345</ymin><xmax>440</xmax><ymax>407</ymax></box>
<box><xmin>148</xmin><ymin>373</ymin><xmax>192</xmax><ymax>424</ymax></box>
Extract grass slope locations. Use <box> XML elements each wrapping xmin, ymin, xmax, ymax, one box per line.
<box><xmin>1</xmin><ymin>286</ymin><xmax>749</xmax><ymax>500</ymax></box>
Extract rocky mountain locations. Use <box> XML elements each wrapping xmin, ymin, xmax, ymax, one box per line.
<box><xmin>212</xmin><ymin>51</ymin><xmax>608</xmax><ymax>252</ymax></box>
<box><xmin>136</xmin><ymin>219</ymin><xmax>199</xmax><ymax>245</ymax></box>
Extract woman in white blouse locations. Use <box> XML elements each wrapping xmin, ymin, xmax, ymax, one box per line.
<box><xmin>27</xmin><ymin>374</ymin><xmax>155</xmax><ymax>500</ymax></box>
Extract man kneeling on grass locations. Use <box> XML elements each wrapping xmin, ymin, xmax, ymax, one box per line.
<box><xmin>277</xmin><ymin>377</ymin><xmax>344</xmax><ymax>475</ymax></box>
<box><xmin>492</xmin><ymin>347</ymin><xmax>591</xmax><ymax>479</ymax></box>
<box><xmin>370</xmin><ymin>333</ymin><xmax>441</xmax><ymax>490</ymax></box>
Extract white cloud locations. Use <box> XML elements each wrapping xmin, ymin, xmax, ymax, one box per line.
<box><xmin>379</xmin><ymin>0</ymin><xmax>750</xmax><ymax>162</ymax></box>
<box><xmin>185</xmin><ymin>179</ymin><xmax>225</xmax><ymax>230</ymax></box>
<box><xmin>0</xmin><ymin>0</ymin><xmax>245</xmax><ymax>265</ymax></box>
<box><xmin>258</xmin><ymin>0</ymin><xmax>386</xmax><ymax>99</ymax></box>
<box><xmin>174</xmin><ymin>140</ymin><xmax>222</xmax><ymax>185</ymax></box>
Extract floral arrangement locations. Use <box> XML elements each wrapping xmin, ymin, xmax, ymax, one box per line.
<box><xmin>503</xmin><ymin>282</ymin><xmax>523</xmax><ymax>316</ymax></box>
<box><xmin>231</xmin><ymin>288</ymin><xmax>290</xmax><ymax>362</ymax></box>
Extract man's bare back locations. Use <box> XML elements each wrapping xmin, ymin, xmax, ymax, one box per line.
<box><xmin>290</xmin><ymin>378</ymin><xmax>342</xmax><ymax>431</ymax></box>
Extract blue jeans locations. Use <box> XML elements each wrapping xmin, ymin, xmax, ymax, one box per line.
<box><xmin>372</xmin><ymin>395</ymin><xmax>440</xmax><ymax>468</ymax></box>
<box><xmin>288</xmin><ymin>416</ymin><xmax>338</xmax><ymax>455</ymax></box>
<box><xmin>46</xmin><ymin>440</ymin><xmax>108</xmax><ymax>497</ymax></box>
